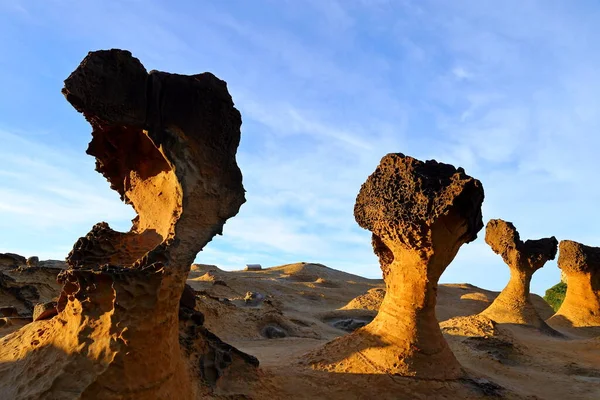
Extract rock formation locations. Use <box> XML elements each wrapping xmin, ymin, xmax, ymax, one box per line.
<box><xmin>0</xmin><ymin>253</ymin><xmax>26</xmax><ymax>269</ymax></box>
<box><xmin>548</xmin><ymin>240</ymin><xmax>600</xmax><ymax>328</ymax></box>
<box><xmin>26</xmin><ymin>257</ymin><xmax>39</xmax><ymax>268</ymax></box>
<box><xmin>0</xmin><ymin>49</ymin><xmax>254</xmax><ymax>399</ymax></box>
<box><xmin>308</xmin><ymin>153</ymin><xmax>484</xmax><ymax>380</ymax></box>
<box><xmin>479</xmin><ymin>219</ymin><xmax>558</xmax><ymax>331</ymax></box>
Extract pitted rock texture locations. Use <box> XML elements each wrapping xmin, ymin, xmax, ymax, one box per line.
<box><xmin>479</xmin><ymin>219</ymin><xmax>558</xmax><ymax>332</ymax></box>
<box><xmin>548</xmin><ymin>240</ymin><xmax>600</xmax><ymax>328</ymax></box>
<box><xmin>0</xmin><ymin>49</ymin><xmax>252</xmax><ymax>400</ymax></box>
<box><xmin>307</xmin><ymin>153</ymin><xmax>484</xmax><ymax>380</ymax></box>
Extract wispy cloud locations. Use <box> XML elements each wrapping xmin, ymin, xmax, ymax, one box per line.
<box><xmin>2</xmin><ymin>0</ymin><xmax>600</xmax><ymax>295</ymax></box>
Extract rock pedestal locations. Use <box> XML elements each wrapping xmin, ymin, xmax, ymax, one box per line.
<box><xmin>479</xmin><ymin>219</ymin><xmax>558</xmax><ymax>331</ymax></box>
<box><xmin>309</xmin><ymin>153</ymin><xmax>484</xmax><ymax>379</ymax></box>
<box><xmin>548</xmin><ymin>240</ymin><xmax>600</xmax><ymax>328</ymax></box>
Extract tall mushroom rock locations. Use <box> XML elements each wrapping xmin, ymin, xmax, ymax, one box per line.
<box><xmin>479</xmin><ymin>219</ymin><xmax>558</xmax><ymax>331</ymax></box>
<box><xmin>309</xmin><ymin>153</ymin><xmax>484</xmax><ymax>380</ymax></box>
<box><xmin>548</xmin><ymin>240</ymin><xmax>600</xmax><ymax>328</ymax></box>
<box><xmin>0</xmin><ymin>49</ymin><xmax>251</xmax><ymax>400</ymax></box>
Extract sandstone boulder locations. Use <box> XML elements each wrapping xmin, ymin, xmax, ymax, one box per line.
<box><xmin>0</xmin><ymin>49</ymin><xmax>253</xmax><ymax>399</ymax></box>
<box><xmin>32</xmin><ymin>301</ymin><xmax>58</xmax><ymax>321</ymax></box>
<box><xmin>548</xmin><ymin>240</ymin><xmax>600</xmax><ymax>328</ymax></box>
<box><xmin>308</xmin><ymin>153</ymin><xmax>484</xmax><ymax>379</ymax></box>
<box><xmin>479</xmin><ymin>219</ymin><xmax>558</xmax><ymax>332</ymax></box>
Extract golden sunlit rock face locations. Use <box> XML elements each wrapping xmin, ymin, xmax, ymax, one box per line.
<box><xmin>548</xmin><ymin>240</ymin><xmax>600</xmax><ymax>330</ymax></box>
<box><xmin>307</xmin><ymin>153</ymin><xmax>484</xmax><ymax>380</ymax></box>
<box><xmin>0</xmin><ymin>49</ymin><xmax>253</xmax><ymax>399</ymax></box>
<box><xmin>479</xmin><ymin>219</ymin><xmax>559</xmax><ymax>332</ymax></box>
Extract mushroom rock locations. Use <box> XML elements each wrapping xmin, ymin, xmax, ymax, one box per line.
<box><xmin>0</xmin><ymin>49</ymin><xmax>253</xmax><ymax>399</ymax></box>
<box><xmin>308</xmin><ymin>153</ymin><xmax>484</xmax><ymax>380</ymax></box>
<box><xmin>548</xmin><ymin>240</ymin><xmax>600</xmax><ymax>328</ymax></box>
<box><xmin>479</xmin><ymin>219</ymin><xmax>558</xmax><ymax>331</ymax></box>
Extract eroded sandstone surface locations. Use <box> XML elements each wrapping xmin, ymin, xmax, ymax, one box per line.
<box><xmin>479</xmin><ymin>219</ymin><xmax>558</xmax><ymax>332</ymax></box>
<box><xmin>0</xmin><ymin>49</ymin><xmax>253</xmax><ymax>399</ymax></box>
<box><xmin>307</xmin><ymin>153</ymin><xmax>484</xmax><ymax>379</ymax></box>
<box><xmin>548</xmin><ymin>240</ymin><xmax>600</xmax><ymax>330</ymax></box>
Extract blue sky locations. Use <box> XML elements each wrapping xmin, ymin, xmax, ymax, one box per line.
<box><xmin>1</xmin><ymin>1</ymin><xmax>600</xmax><ymax>295</ymax></box>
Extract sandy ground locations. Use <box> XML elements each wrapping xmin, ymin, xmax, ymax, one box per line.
<box><xmin>189</xmin><ymin>262</ymin><xmax>600</xmax><ymax>399</ymax></box>
<box><xmin>1</xmin><ymin>261</ymin><xmax>598</xmax><ymax>399</ymax></box>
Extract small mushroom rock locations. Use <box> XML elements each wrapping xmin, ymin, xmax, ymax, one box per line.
<box><xmin>479</xmin><ymin>219</ymin><xmax>559</xmax><ymax>332</ymax></box>
<box><xmin>548</xmin><ymin>240</ymin><xmax>600</xmax><ymax>328</ymax></box>
<box><xmin>26</xmin><ymin>257</ymin><xmax>39</xmax><ymax>268</ymax></box>
<box><xmin>307</xmin><ymin>153</ymin><xmax>484</xmax><ymax>380</ymax></box>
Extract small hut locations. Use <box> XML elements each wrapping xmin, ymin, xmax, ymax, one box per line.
<box><xmin>245</xmin><ymin>264</ymin><xmax>262</xmax><ymax>271</ymax></box>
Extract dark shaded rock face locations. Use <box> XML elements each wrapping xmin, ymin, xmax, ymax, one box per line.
<box><xmin>0</xmin><ymin>253</ymin><xmax>26</xmax><ymax>269</ymax></box>
<box><xmin>332</xmin><ymin>318</ymin><xmax>371</xmax><ymax>332</ymax></box>
<box><xmin>262</xmin><ymin>325</ymin><xmax>287</xmax><ymax>339</ymax></box>
<box><xmin>309</xmin><ymin>153</ymin><xmax>484</xmax><ymax>380</ymax></box>
<box><xmin>548</xmin><ymin>240</ymin><xmax>600</xmax><ymax>328</ymax></box>
<box><xmin>0</xmin><ymin>49</ymin><xmax>254</xmax><ymax>400</ymax></box>
<box><xmin>480</xmin><ymin>219</ymin><xmax>559</xmax><ymax>332</ymax></box>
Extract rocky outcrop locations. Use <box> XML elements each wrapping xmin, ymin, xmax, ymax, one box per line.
<box><xmin>308</xmin><ymin>153</ymin><xmax>484</xmax><ymax>380</ymax></box>
<box><xmin>26</xmin><ymin>257</ymin><xmax>39</xmax><ymax>268</ymax></box>
<box><xmin>0</xmin><ymin>49</ymin><xmax>253</xmax><ymax>399</ymax></box>
<box><xmin>0</xmin><ymin>253</ymin><xmax>26</xmax><ymax>269</ymax></box>
<box><xmin>0</xmin><ymin>266</ymin><xmax>62</xmax><ymax>316</ymax></box>
<box><xmin>479</xmin><ymin>219</ymin><xmax>558</xmax><ymax>332</ymax></box>
<box><xmin>548</xmin><ymin>240</ymin><xmax>600</xmax><ymax>328</ymax></box>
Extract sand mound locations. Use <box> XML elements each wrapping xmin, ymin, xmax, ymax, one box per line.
<box><xmin>340</xmin><ymin>287</ymin><xmax>385</xmax><ymax>311</ymax></box>
<box><xmin>190</xmin><ymin>264</ymin><xmax>223</xmax><ymax>274</ymax></box>
<box><xmin>342</xmin><ymin>283</ymin><xmax>556</xmax><ymax>323</ymax></box>
<box><xmin>195</xmin><ymin>292</ymin><xmax>320</xmax><ymax>342</ymax></box>
<box><xmin>268</xmin><ymin>262</ymin><xmax>371</xmax><ymax>283</ymax></box>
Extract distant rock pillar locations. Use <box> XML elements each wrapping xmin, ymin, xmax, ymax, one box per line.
<box><xmin>549</xmin><ymin>240</ymin><xmax>600</xmax><ymax>327</ymax></box>
<box><xmin>479</xmin><ymin>219</ymin><xmax>558</xmax><ymax>331</ymax></box>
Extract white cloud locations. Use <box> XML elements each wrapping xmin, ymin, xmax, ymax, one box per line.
<box><xmin>3</xmin><ymin>0</ymin><xmax>600</xmax><ymax>296</ymax></box>
<box><xmin>452</xmin><ymin>66</ymin><xmax>471</xmax><ymax>80</ymax></box>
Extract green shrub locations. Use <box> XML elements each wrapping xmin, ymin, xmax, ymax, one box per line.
<box><xmin>543</xmin><ymin>281</ymin><xmax>567</xmax><ymax>312</ymax></box>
